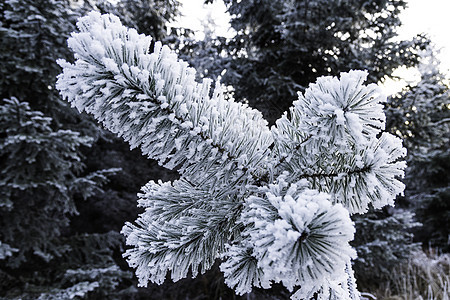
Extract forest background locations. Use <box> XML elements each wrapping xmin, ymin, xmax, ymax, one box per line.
<box><xmin>0</xmin><ymin>0</ymin><xmax>448</xmax><ymax>299</ymax></box>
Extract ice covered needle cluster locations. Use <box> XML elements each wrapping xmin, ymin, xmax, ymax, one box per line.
<box><xmin>56</xmin><ymin>12</ymin><xmax>406</xmax><ymax>299</ymax></box>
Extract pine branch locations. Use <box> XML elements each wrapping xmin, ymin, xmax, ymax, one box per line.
<box><xmin>297</xmin><ymin>165</ymin><xmax>372</xmax><ymax>179</ymax></box>
<box><xmin>272</xmin><ymin>71</ymin><xmax>406</xmax><ymax>213</ymax></box>
<box><xmin>122</xmin><ymin>178</ymin><xmax>242</xmax><ymax>286</ymax></box>
<box><xmin>56</xmin><ymin>12</ymin><xmax>273</xmax><ymax>191</ymax></box>
<box><xmin>56</xmin><ymin>12</ymin><xmax>408</xmax><ymax>299</ymax></box>
<box><xmin>273</xmin><ymin>134</ymin><xmax>313</xmax><ymax>169</ymax></box>
<box><xmin>222</xmin><ymin>174</ymin><xmax>357</xmax><ymax>297</ymax></box>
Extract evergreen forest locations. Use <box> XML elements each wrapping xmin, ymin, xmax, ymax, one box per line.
<box><xmin>0</xmin><ymin>0</ymin><xmax>448</xmax><ymax>299</ymax></box>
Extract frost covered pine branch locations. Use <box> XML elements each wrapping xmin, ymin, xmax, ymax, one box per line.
<box><xmin>56</xmin><ymin>11</ymin><xmax>406</xmax><ymax>300</ymax></box>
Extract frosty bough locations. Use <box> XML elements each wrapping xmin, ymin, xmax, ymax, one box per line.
<box><xmin>56</xmin><ymin>12</ymin><xmax>406</xmax><ymax>299</ymax></box>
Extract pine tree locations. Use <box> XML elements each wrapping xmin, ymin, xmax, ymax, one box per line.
<box><xmin>176</xmin><ymin>1</ymin><xmax>432</xmax><ymax>293</ymax></box>
<box><xmin>56</xmin><ymin>12</ymin><xmax>407</xmax><ymax>299</ymax></box>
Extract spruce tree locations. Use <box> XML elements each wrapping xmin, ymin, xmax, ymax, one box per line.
<box><xmin>386</xmin><ymin>51</ymin><xmax>450</xmax><ymax>252</ymax></box>
<box><xmin>182</xmin><ymin>0</ymin><xmax>429</xmax><ymax>124</ymax></box>
<box><xmin>0</xmin><ymin>1</ymin><xmax>136</xmax><ymax>298</ymax></box>
<box><xmin>0</xmin><ymin>98</ymin><xmax>130</xmax><ymax>299</ymax></box>
<box><xmin>0</xmin><ymin>98</ymin><xmax>91</xmax><ymax>266</ymax></box>
<box><xmin>94</xmin><ymin>0</ymin><xmax>181</xmax><ymax>40</ymax></box>
<box><xmin>56</xmin><ymin>12</ymin><xmax>407</xmax><ymax>299</ymax></box>
<box><xmin>351</xmin><ymin>208</ymin><xmax>419</xmax><ymax>291</ymax></box>
<box><xmin>0</xmin><ymin>0</ymin><xmax>81</xmax><ymax>120</ymax></box>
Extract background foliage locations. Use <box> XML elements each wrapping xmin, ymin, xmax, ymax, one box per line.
<box><xmin>0</xmin><ymin>0</ymin><xmax>448</xmax><ymax>299</ymax></box>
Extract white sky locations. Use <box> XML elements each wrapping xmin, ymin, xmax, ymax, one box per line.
<box><xmin>172</xmin><ymin>0</ymin><xmax>232</xmax><ymax>39</ymax></box>
<box><xmin>399</xmin><ymin>0</ymin><xmax>450</xmax><ymax>72</ymax></box>
<box><xmin>383</xmin><ymin>0</ymin><xmax>450</xmax><ymax>94</ymax></box>
<box><xmin>173</xmin><ymin>0</ymin><xmax>450</xmax><ymax>95</ymax></box>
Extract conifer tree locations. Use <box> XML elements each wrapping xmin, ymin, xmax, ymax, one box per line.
<box><xmin>386</xmin><ymin>51</ymin><xmax>450</xmax><ymax>252</ymax></box>
<box><xmin>182</xmin><ymin>0</ymin><xmax>429</xmax><ymax>124</ymax></box>
<box><xmin>0</xmin><ymin>98</ymin><xmax>91</xmax><ymax>266</ymax></box>
<box><xmin>94</xmin><ymin>0</ymin><xmax>180</xmax><ymax>40</ymax></box>
<box><xmin>56</xmin><ymin>12</ymin><xmax>407</xmax><ymax>299</ymax></box>
<box><xmin>0</xmin><ymin>1</ymin><xmax>137</xmax><ymax>297</ymax></box>
<box><xmin>351</xmin><ymin>208</ymin><xmax>419</xmax><ymax>291</ymax></box>
<box><xmin>0</xmin><ymin>98</ymin><xmax>130</xmax><ymax>299</ymax></box>
<box><xmin>177</xmin><ymin>1</ymin><xmax>432</xmax><ymax>292</ymax></box>
<box><xmin>0</xmin><ymin>0</ymin><xmax>81</xmax><ymax>119</ymax></box>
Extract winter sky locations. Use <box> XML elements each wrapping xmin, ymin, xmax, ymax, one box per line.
<box><xmin>173</xmin><ymin>0</ymin><xmax>450</xmax><ymax>95</ymax></box>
